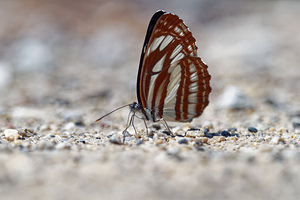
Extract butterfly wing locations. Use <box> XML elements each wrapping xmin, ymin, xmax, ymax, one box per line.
<box><xmin>137</xmin><ymin>11</ymin><xmax>211</xmax><ymax>122</ymax></box>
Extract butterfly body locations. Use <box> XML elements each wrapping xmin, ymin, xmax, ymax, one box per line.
<box><xmin>96</xmin><ymin>10</ymin><xmax>211</xmax><ymax>134</ymax></box>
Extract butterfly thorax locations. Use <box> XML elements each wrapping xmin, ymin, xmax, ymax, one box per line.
<box><xmin>129</xmin><ymin>102</ymin><xmax>155</xmax><ymax>121</ymax></box>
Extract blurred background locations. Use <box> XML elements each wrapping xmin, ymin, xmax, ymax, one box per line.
<box><xmin>0</xmin><ymin>0</ymin><xmax>299</xmax><ymax>127</ymax></box>
<box><xmin>0</xmin><ymin>1</ymin><xmax>300</xmax><ymax>200</ymax></box>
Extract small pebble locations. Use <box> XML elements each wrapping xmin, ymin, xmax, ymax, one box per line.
<box><xmin>175</xmin><ymin>133</ymin><xmax>185</xmax><ymax>137</ymax></box>
<box><xmin>109</xmin><ymin>135</ymin><xmax>122</xmax><ymax>145</ymax></box>
<box><xmin>217</xmin><ymin>136</ymin><xmax>226</xmax><ymax>142</ymax></box>
<box><xmin>278</xmin><ymin>127</ymin><xmax>286</xmax><ymax>134</ymax></box>
<box><xmin>221</xmin><ymin>131</ymin><xmax>231</xmax><ymax>137</ymax></box>
<box><xmin>152</xmin><ymin>124</ymin><xmax>161</xmax><ymax>130</ymax></box>
<box><xmin>39</xmin><ymin>124</ymin><xmax>51</xmax><ymax>131</ymax></box>
<box><xmin>77</xmin><ymin>140</ymin><xmax>86</xmax><ymax>144</ymax></box>
<box><xmin>217</xmin><ymin>85</ymin><xmax>252</xmax><ymax>110</ymax></box>
<box><xmin>198</xmin><ymin>137</ymin><xmax>208</xmax><ymax>144</ymax></box>
<box><xmin>194</xmin><ymin>140</ymin><xmax>204</xmax><ymax>151</ymax></box>
<box><xmin>18</xmin><ymin>129</ymin><xmax>34</xmax><ymax>137</ymax></box>
<box><xmin>292</xmin><ymin>122</ymin><xmax>300</xmax><ymax>129</ymax></box>
<box><xmin>156</xmin><ymin>139</ymin><xmax>163</xmax><ymax>145</ymax></box>
<box><xmin>75</xmin><ymin>120</ymin><xmax>85</xmax><ymax>126</ymax></box>
<box><xmin>228</xmin><ymin>127</ymin><xmax>237</xmax><ymax>132</ymax></box>
<box><xmin>229</xmin><ymin>137</ymin><xmax>238</xmax><ymax>142</ymax></box>
<box><xmin>202</xmin><ymin>121</ymin><xmax>213</xmax><ymax>129</ymax></box>
<box><xmin>185</xmin><ymin>131</ymin><xmax>197</xmax><ymax>138</ymax></box>
<box><xmin>270</xmin><ymin>136</ymin><xmax>285</xmax><ymax>145</ymax></box>
<box><xmin>50</xmin><ymin>124</ymin><xmax>58</xmax><ymax>131</ymax></box>
<box><xmin>162</xmin><ymin>130</ymin><xmax>171</xmax><ymax>135</ymax></box>
<box><xmin>178</xmin><ymin>138</ymin><xmax>188</xmax><ymax>144</ymax></box>
<box><xmin>94</xmin><ymin>134</ymin><xmax>101</xmax><ymax>139</ymax></box>
<box><xmin>136</xmin><ymin>139</ymin><xmax>144</xmax><ymax>146</ymax></box>
<box><xmin>64</xmin><ymin>122</ymin><xmax>75</xmax><ymax>131</ymax></box>
<box><xmin>37</xmin><ymin>140</ymin><xmax>54</xmax><ymax>150</ymax></box>
<box><xmin>187</xmin><ymin>128</ymin><xmax>200</xmax><ymax>131</ymax></box>
<box><xmin>194</xmin><ymin>140</ymin><xmax>203</xmax><ymax>146</ymax></box>
<box><xmin>167</xmin><ymin>146</ymin><xmax>180</xmax><ymax>156</ymax></box>
<box><xmin>248</xmin><ymin>127</ymin><xmax>258</xmax><ymax>133</ymax></box>
<box><xmin>204</xmin><ymin>128</ymin><xmax>209</xmax><ymax>134</ymax></box>
<box><xmin>56</xmin><ymin>142</ymin><xmax>70</xmax><ymax>150</ymax></box>
<box><xmin>205</xmin><ymin>132</ymin><xmax>219</xmax><ymax>138</ymax></box>
<box><xmin>4</xmin><ymin>129</ymin><xmax>19</xmax><ymax>141</ymax></box>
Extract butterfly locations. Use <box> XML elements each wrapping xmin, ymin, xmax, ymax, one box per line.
<box><xmin>96</xmin><ymin>10</ymin><xmax>211</xmax><ymax>135</ymax></box>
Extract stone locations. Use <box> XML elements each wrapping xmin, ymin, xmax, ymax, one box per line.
<box><xmin>56</xmin><ymin>142</ymin><xmax>71</xmax><ymax>150</ymax></box>
<box><xmin>4</xmin><ymin>129</ymin><xmax>19</xmax><ymax>141</ymax></box>
<box><xmin>217</xmin><ymin>85</ymin><xmax>252</xmax><ymax>110</ymax></box>
<box><xmin>178</xmin><ymin>138</ymin><xmax>188</xmax><ymax>144</ymax></box>
<box><xmin>270</xmin><ymin>136</ymin><xmax>285</xmax><ymax>145</ymax></box>
<box><xmin>18</xmin><ymin>129</ymin><xmax>34</xmax><ymax>137</ymax></box>
<box><xmin>167</xmin><ymin>146</ymin><xmax>180</xmax><ymax>156</ymax></box>
<box><xmin>202</xmin><ymin>121</ymin><xmax>214</xmax><ymax>129</ymax></box>
<box><xmin>109</xmin><ymin>135</ymin><xmax>123</xmax><ymax>145</ymax></box>
<box><xmin>221</xmin><ymin>131</ymin><xmax>231</xmax><ymax>137</ymax></box>
<box><xmin>198</xmin><ymin>137</ymin><xmax>209</xmax><ymax>144</ymax></box>
<box><xmin>136</xmin><ymin>139</ymin><xmax>144</xmax><ymax>145</ymax></box>
<box><xmin>39</xmin><ymin>124</ymin><xmax>51</xmax><ymax>131</ymax></box>
<box><xmin>293</xmin><ymin>121</ymin><xmax>300</xmax><ymax>133</ymax></box>
<box><xmin>63</xmin><ymin>122</ymin><xmax>75</xmax><ymax>131</ymax></box>
<box><xmin>248</xmin><ymin>127</ymin><xmax>258</xmax><ymax>133</ymax></box>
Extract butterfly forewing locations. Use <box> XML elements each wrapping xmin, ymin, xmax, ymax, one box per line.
<box><xmin>138</xmin><ymin>11</ymin><xmax>211</xmax><ymax>122</ymax></box>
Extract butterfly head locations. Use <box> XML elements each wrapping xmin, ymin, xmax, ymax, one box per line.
<box><xmin>129</xmin><ymin>102</ymin><xmax>151</xmax><ymax>121</ymax></box>
<box><xmin>129</xmin><ymin>102</ymin><xmax>139</xmax><ymax>110</ymax></box>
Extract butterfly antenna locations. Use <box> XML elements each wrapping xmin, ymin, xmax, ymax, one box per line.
<box><xmin>95</xmin><ymin>104</ymin><xmax>131</xmax><ymax>122</ymax></box>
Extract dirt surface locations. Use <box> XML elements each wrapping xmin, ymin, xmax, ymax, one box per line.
<box><xmin>0</xmin><ymin>0</ymin><xmax>300</xmax><ymax>200</ymax></box>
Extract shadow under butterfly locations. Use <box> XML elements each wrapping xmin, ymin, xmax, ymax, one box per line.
<box><xmin>96</xmin><ymin>10</ymin><xmax>211</xmax><ymax>138</ymax></box>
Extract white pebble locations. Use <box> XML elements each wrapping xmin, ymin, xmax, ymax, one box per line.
<box><xmin>167</xmin><ymin>146</ymin><xmax>180</xmax><ymax>156</ymax></box>
<box><xmin>109</xmin><ymin>134</ymin><xmax>123</xmax><ymax>145</ymax></box>
<box><xmin>217</xmin><ymin>85</ymin><xmax>252</xmax><ymax>109</ymax></box>
<box><xmin>4</xmin><ymin>129</ymin><xmax>19</xmax><ymax>141</ymax></box>
<box><xmin>270</xmin><ymin>136</ymin><xmax>285</xmax><ymax>145</ymax></box>
<box><xmin>50</xmin><ymin>124</ymin><xmax>58</xmax><ymax>131</ymax></box>
<box><xmin>63</xmin><ymin>122</ymin><xmax>75</xmax><ymax>131</ymax></box>
<box><xmin>39</xmin><ymin>124</ymin><xmax>50</xmax><ymax>131</ymax></box>
<box><xmin>202</xmin><ymin>121</ymin><xmax>213</xmax><ymax>129</ymax></box>
<box><xmin>56</xmin><ymin>142</ymin><xmax>70</xmax><ymax>150</ymax></box>
<box><xmin>37</xmin><ymin>140</ymin><xmax>53</xmax><ymax>150</ymax></box>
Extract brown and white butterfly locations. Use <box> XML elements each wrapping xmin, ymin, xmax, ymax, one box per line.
<box><xmin>96</xmin><ymin>10</ymin><xmax>211</xmax><ymax>135</ymax></box>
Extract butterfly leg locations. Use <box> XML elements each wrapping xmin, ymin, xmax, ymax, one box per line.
<box><xmin>125</xmin><ymin>110</ymin><xmax>133</xmax><ymax>128</ymax></box>
<box><xmin>161</xmin><ymin>118</ymin><xmax>174</xmax><ymax>136</ymax></box>
<box><xmin>132</xmin><ymin>113</ymin><xmax>149</xmax><ymax>135</ymax></box>
<box><xmin>143</xmin><ymin>119</ymin><xmax>149</xmax><ymax>136</ymax></box>
<box><xmin>122</xmin><ymin>111</ymin><xmax>134</xmax><ymax>143</ymax></box>
<box><xmin>131</xmin><ymin>114</ymin><xmax>138</xmax><ymax>135</ymax></box>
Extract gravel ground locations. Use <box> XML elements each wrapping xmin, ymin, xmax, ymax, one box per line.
<box><xmin>0</xmin><ymin>0</ymin><xmax>300</xmax><ymax>200</ymax></box>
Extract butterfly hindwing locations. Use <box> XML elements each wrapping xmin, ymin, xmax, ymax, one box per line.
<box><xmin>149</xmin><ymin>56</ymin><xmax>211</xmax><ymax>122</ymax></box>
